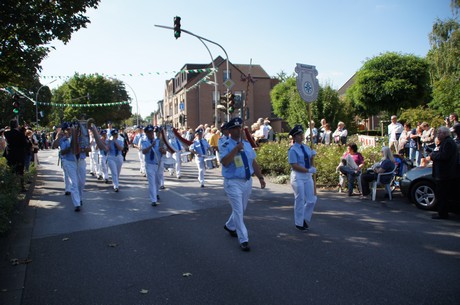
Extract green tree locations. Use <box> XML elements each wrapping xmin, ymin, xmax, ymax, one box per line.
<box><xmin>347</xmin><ymin>52</ymin><xmax>431</xmax><ymax>116</ymax></box>
<box><xmin>426</xmin><ymin>18</ymin><xmax>460</xmax><ymax>115</ymax></box>
<box><xmin>49</xmin><ymin>75</ymin><xmax>132</xmax><ymax>127</ymax></box>
<box><xmin>0</xmin><ymin>0</ymin><xmax>100</xmax><ymax>87</ymax></box>
<box><xmin>399</xmin><ymin>106</ymin><xmax>444</xmax><ymax>129</ymax></box>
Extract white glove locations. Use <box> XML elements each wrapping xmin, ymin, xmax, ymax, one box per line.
<box><xmin>308</xmin><ymin>167</ymin><xmax>316</xmax><ymax>174</ymax></box>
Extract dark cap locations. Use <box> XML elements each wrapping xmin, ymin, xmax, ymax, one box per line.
<box><xmin>153</xmin><ymin>126</ymin><xmax>161</xmax><ymax>133</ymax></box>
<box><xmin>61</xmin><ymin>122</ymin><xmax>70</xmax><ymax>130</ymax></box>
<box><xmin>195</xmin><ymin>128</ymin><xmax>204</xmax><ymax>134</ymax></box>
<box><xmin>111</xmin><ymin>129</ymin><xmax>118</xmax><ymax>135</ymax></box>
<box><xmin>226</xmin><ymin>117</ymin><xmax>243</xmax><ymax>129</ymax></box>
<box><xmin>288</xmin><ymin>125</ymin><xmax>304</xmax><ymax>137</ymax></box>
<box><xmin>144</xmin><ymin>125</ymin><xmax>154</xmax><ymax>132</ymax></box>
<box><xmin>220</xmin><ymin>122</ymin><xmax>228</xmax><ymax>131</ymax></box>
<box><xmin>100</xmin><ymin>130</ymin><xmax>107</xmax><ymax>135</ymax></box>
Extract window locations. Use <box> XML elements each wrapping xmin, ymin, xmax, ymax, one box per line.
<box><xmin>223</xmin><ymin>70</ymin><xmax>231</xmax><ymax>82</ymax></box>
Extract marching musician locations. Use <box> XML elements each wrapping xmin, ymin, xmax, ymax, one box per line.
<box><xmin>190</xmin><ymin>129</ymin><xmax>211</xmax><ymax>188</ymax></box>
<box><xmin>98</xmin><ymin>130</ymin><xmax>109</xmax><ymax>183</ymax></box>
<box><xmin>141</xmin><ymin>125</ymin><xmax>162</xmax><ymax>206</ymax></box>
<box><xmin>219</xmin><ymin>117</ymin><xmax>265</xmax><ymax>251</ymax></box>
<box><xmin>106</xmin><ymin>129</ymin><xmax>124</xmax><ymax>192</ymax></box>
<box><xmin>288</xmin><ymin>125</ymin><xmax>317</xmax><ymax>231</ymax></box>
<box><xmin>154</xmin><ymin>126</ymin><xmax>167</xmax><ymax>191</ymax></box>
<box><xmin>52</xmin><ymin>122</ymin><xmax>82</xmax><ymax>212</ymax></box>
<box><xmin>89</xmin><ymin>129</ymin><xmax>99</xmax><ymax>177</ymax></box>
<box><xmin>168</xmin><ymin>132</ymin><xmax>184</xmax><ymax>179</ymax></box>
<box><xmin>132</xmin><ymin>126</ymin><xmax>146</xmax><ymax>176</ymax></box>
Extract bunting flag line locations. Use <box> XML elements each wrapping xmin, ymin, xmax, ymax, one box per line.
<box><xmin>185</xmin><ymin>70</ymin><xmax>216</xmax><ymax>92</ymax></box>
<box><xmin>39</xmin><ymin>68</ymin><xmax>217</xmax><ymax>80</ymax></box>
<box><xmin>36</xmin><ymin>101</ymin><xmax>130</xmax><ymax>107</ymax></box>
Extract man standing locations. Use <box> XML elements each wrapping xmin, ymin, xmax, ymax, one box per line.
<box><xmin>388</xmin><ymin>115</ymin><xmax>404</xmax><ymax>153</ymax></box>
<box><xmin>190</xmin><ymin>129</ymin><xmax>211</xmax><ymax>188</ymax></box>
<box><xmin>219</xmin><ymin>117</ymin><xmax>265</xmax><ymax>251</ymax></box>
<box><xmin>132</xmin><ymin>126</ymin><xmax>145</xmax><ymax>176</ymax></box>
<box><xmin>141</xmin><ymin>125</ymin><xmax>162</xmax><ymax>206</ymax></box>
<box><xmin>4</xmin><ymin>119</ymin><xmax>28</xmax><ymax>191</ymax></box>
<box><xmin>429</xmin><ymin>126</ymin><xmax>458</xmax><ymax>220</ymax></box>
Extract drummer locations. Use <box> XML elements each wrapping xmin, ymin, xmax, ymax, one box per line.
<box><xmin>190</xmin><ymin>129</ymin><xmax>211</xmax><ymax>187</ymax></box>
<box><xmin>168</xmin><ymin>133</ymin><xmax>184</xmax><ymax>179</ymax></box>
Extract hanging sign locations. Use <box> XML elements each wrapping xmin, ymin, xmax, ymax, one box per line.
<box><xmin>295</xmin><ymin>63</ymin><xmax>319</xmax><ymax>103</ymax></box>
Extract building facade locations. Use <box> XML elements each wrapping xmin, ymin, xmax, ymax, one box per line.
<box><xmin>162</xmin><ymin>56</ymin><xmax>278</xmax><ymax>130</ymax></box>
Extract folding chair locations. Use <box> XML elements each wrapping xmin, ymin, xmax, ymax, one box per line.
<box><xmin>371</xmin><ymin>168</ymin><xmax>397</xmax><ymax>201</ymax></box>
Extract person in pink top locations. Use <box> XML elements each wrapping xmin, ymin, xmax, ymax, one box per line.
<box><xmin>337</xmin><ymin>143</ymin><xmax>365</xmax><ymax>196</ymax></box>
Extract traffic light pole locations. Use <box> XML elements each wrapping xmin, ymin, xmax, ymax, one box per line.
<box><xmin>155</xmin><ymin>24</ymin><xmax>230</xmax><ymax>127</ymax></box>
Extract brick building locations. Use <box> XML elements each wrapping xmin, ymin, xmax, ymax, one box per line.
<box><xmin>160</xmin><ymin>56</ymin><xmax>280</xmax><ymax>131</ymax></box>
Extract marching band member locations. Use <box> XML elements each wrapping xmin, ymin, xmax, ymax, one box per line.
<box><xmin>219</xmin><ymin>117</ymin><xmax>265</xmax><ymax>251</ymax></box>
<box><xmin>288</xmin><ymin>125</ymin><xmax>317</xmax><ymax>231</ymax></box>
<box><xmin>106</xmin><ymin>129</ymin><xmax>124</xmax><ymax>192</ymax></box>
<box><xmin>141</xmin><ymin>125</ymin><xmax>162</xmax><ymax>206</ymax></box>
<box><xmin>97</xmin><ymin>130</ymin><xmax>109</xmax><ymax>183</ymax></box>
<box><xmin>53</xmin><ymin>122</ymin><xmax>82</xmax><ymax>212</ymax></box>
<box><xmin>168</xmin><ymin>133</ymin><xmax>184</xmax><ymax>179</ymax></box>
<box><xmin>190</xmin><ymin>129</ymin><xmax>211</xmax><ymax>188</ymax></box>
<box><xmin>133</xmin><ymin>126</ymin><xmax>145</xmax><ymax>176</ymax></box>
<box><xmin>154</xmin><ymin>126</ymin><xmax>167</xmax><ymax>190</ymax></box>
<box><xmin>89</xmin><ymin>129</ymin><xmax>99</xmax><ymax>177</ymax></box>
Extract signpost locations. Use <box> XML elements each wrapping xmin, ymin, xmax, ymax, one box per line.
<box><xmin>295</xmin><ymin>63</ymin><xmax>319</xmax><ymax>193</ymax></box>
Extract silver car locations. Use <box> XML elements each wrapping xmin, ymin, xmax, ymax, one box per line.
<box><xmin>400</xmin><ymin>166</ymin><xmax>437</xmax><ymax>210</ymax></box>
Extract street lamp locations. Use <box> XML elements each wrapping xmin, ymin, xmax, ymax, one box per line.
<box><xmin>123</xmin><ymin>82</ymin><xmax>139</xmax><ymax>126</ymax></box>
<box><xmin>36</xmin><ymin>79</ymin><xmax>57</xmax><ymax>127</ymax></box>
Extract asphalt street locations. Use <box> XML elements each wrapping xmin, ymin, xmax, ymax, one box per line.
<box><xmin>1</xmin><ymin>148</ymin><xmax>460</xmax><ymax>305</ymax></box>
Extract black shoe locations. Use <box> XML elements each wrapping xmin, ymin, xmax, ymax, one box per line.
<box><xmin>157</xmin><ymin>195</ymin><xmax>160</xmax><ymax>201</ymax></box>
<box><xmin>160</xmin><ymin>186</ymin><xmax>165</xmax><ymax>190</ymax></box>
<box><xmin>296</xmin><ymin>225</ymin><xmax>307</xmax><ymax>231</ymax></box>
<box><xmin>201</xmin><ymin>184</ymin><xmax>204</xmax><ymax>188</ymax></box>
<box><xmin>65</xmin><ymin>191</ymin><xmax>71</xmax><ymax>196</ymax></box>
<box><xmin>151</xmin><ymin>202</ymin><xmax>157</xmax><ymax>207</ymax></box>
<box><xmin>105</xmin><ymin>179</ymin><xmax>109</xmax><ymax>184</ymax></box>
<box><xmin>432</xmin><ymin>214</ymin><xmax>449</xmax><ymax>220</ymax></box>
<box><xmin>224</xmin><ymin>225</ymin><xmax>237</xmax><ymax>237</ymax></box>
<box><xmin>97</xmin><ymin>176</ymin><xmax>103</xmax><ymax>180</ymax></box>
<box><xmin>303</xmin><ymin>220</ymin><xmax>309</xmax><ymax>229</ymax></box>
<box><xmin>74</xmin><ymin>206</ymin><xmax>81</xmax><ymax>212</ymax></box>
<box><xmin>80</xmin><ymin>201</ymin><xmax>83</xmax><ymax>206</ymax></box>
<box><xmin>90</xmin><ymin>172</ymin><xmax>95</xmax><ymax>176</ymax></box>
<box><xmin>114</xmin><ymin>188</ymin><xmax>119</xmax><ymax>192</ymax></box>
<box><xmin>240</xmin><ymin>242</ymin><xmax>250</xmax><ymax>252</ymax></box>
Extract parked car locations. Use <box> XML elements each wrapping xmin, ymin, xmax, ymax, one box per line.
<box><xmin>400</xmin><ymin>166</ymin><xmax>437</xmax><ymax>210</ymax></box>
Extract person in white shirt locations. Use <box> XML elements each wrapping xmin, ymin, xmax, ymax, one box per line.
<box><xmin>388</xmin><ymin>115</ymin><xmax>404</xmax><ymax>153</ymax></box>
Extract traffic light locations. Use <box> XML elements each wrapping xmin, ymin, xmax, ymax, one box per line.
<box><xmin>173</xmin><ymin>16</ymin><xmax>181</xmax><ymax>39</ymax></box>
<box><xmin>12</xmin><ymin>94</ymin><xmax>20</xmax><ymax>114</ymax></box>
<box><xmin>228</xmin><ymin>93</ymin><xmax>235</xmax><ymax>113</ymax></box>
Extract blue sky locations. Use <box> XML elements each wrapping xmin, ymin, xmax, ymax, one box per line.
<box><xmin>40</xmin><ymin>0</ymin><xmax>454</xmax><ymax>118</ymax></box>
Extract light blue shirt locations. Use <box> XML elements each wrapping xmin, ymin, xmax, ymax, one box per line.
<box><xmin>108</xmin><ymin>138</ymin><xmax>124</xmax><ymax>157</ymax></box>
<box><xmin>288</xmin><ymin>143</ymin><xmax>316</xmax><ymax>179</ymax></box>
<box><xmin>190</xmin><ymin>138</ymin><xmax>211</xmax><ymax>160</ymax></box>
<box><xmin>141</xmin><ymin>137</ymin><xmax>161</xmax><ymax>165</ymax></box>
<box><xmin>219</xmin><ymin>138</ymin><xmax>256</xmax><ymax>179</ymax></box>
<box><xmin>59</xmin><ymin>136</ymin><xmax>76</xmax><ymax>162</ymax></box>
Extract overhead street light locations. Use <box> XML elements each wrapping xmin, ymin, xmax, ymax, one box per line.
<box><xmin>36</xmin><ymin>79</ymin><xmax>57</xmax><ymax>127</ymax></box>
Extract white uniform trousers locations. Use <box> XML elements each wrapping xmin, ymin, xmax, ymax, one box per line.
<box><xmin>108</xmin><ymin>154</ymin><xmax>123</xmax><ymax>189</ymax></box>
<box><xmin>224</xmin><ymin>178</ymin><xmax>252</xmax><ymax>244</ymax></box>
<box><xmin>171</xmin><ymin>151</ymin><xmax>182</xmax><ymax>177</ymax></box>
<box><xmin>98</xmin><ymin>154</ymin><xmax>109</xmax><ymax>180</ymax></box>
<box><xmin>77</xmin><ymin>159</ymin><xmax>86</xmax><ymax>202</ymax></box>
<box><xmin>62</xmin><ymin>159</ymin><xmax>81</xmax><ymax>207</ymax></box>
<box><xmin>138</xmin><ymin>150</ymin><xmax>145</xmax><ymax>174</ymax></box>
<box><xmin>195</xmin><ymin>157</ymin><xmax>206</xmax><ymax>185</ymax></box>
<box><xmin>290</xmin><ymin>172</ymin><xmax>317</xmax><ymax>226</ymax></box>
<box><xmin>145</xmin><ymin>162</ymin><xmax>158</xmax><ymax>203</ymax></box>
<box><xmin>62</xmin><ymin>160</ymin><xmax>71</xmax><ymax>193</ymax></box>
<box><xmin>157</xmin><ymin>157</ymin><xmax>165</xmax><ymax>188</ymax></box>
<box><xmin>89</xmin><ymin>151</ymin><xmax>98</xmax><ymax>174</ymax></box>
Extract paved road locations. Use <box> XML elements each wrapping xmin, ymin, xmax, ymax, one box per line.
<box><xmin>1</xmin><ymin>148</ymin><xmax>460</xmax><ymax>305</ymax></box>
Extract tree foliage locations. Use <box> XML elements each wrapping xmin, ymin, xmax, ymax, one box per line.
<box><xmin>49</xmin><ymin>75</ymin><xmax>132</xmax><ymax>127</ymax></box>
<box><xmin>398</xmin><ymin>106</ymin><xmax>445</xmax><ymax>129</ymax></box>
<box><xmin>0</xmin><ymin>0</ymin><xmax>100</xmax><ymax>87</ymax></box>
<box><xmin>346</xmin><ymin>52</ymin><xmax>431</xmax><ymax>116</ymax></box>
<box><xmin>426</xmin><ymin>18</ymin><xmax>460</xmax><ymax>115</ymax></box>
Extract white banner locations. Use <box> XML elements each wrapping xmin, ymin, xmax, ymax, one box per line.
<box><xmin>358</xmin><ymin>135</ymin><xmax>377</xmax><ymax>147</ymax></box>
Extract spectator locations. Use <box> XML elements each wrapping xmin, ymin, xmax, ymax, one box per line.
<box><xmin>447</xmin><ymin>113</ymin><xmax>459</xmax><ymax>136</ymax></box>
<box><xmin>332</xmin><ymin>122</ymin><xmax>348</xmax><ymax>145</ymax></box>
<box><xmin>388</xmin><ymin>115</ymin><xmax>404</xmax><ymax>153</ymax></box>
<box><xmin>4</xmin><ymin>119</ymin><xmax>28</xmax><ymax>191</ymax></box>
<box><xmin>420</xmin><ymin>122</ymin><xmax>435</xmax><ymax>157</ymax></box>
<box><xmin>318</xmin><ymin>118</ymin><xmax>327</xmax><ymax>142</ymax></box>
<box><xmin>398</xmin><ymin>123</ymin><xmax>412</xmax><ymax>157</ymax></box>
<box><xmin>409</xmin><ymin>123</ymin><xmax>423</xmax><ymax>166</ymax></box>
<box><xmin>360</xmin><ymin>146</ymin><xmax>396</xmax><ymax>199</ymax></box>
<box><xmin>305</xmin><ymin>120</ymin><xmax>318</xmax><ymax>144</ymax></box>
<box><xmin>337</xmin><ymin>143</ymin><xmax>365</xmax><ymax>196</ymax></box>
<box><xmin>321</xmin><ymin>123</ymin><xmax>332</xmax><ymax>145</ymax></box>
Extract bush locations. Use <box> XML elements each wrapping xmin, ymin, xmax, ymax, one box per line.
<box><xmin>0</xmin><ymin>158</ymin><xmax>21</xmax><ymax>234</ymax></box>
<box><xmin>256</xmin><ymin>138</ymin><xmax>385</xmax><ymax>187</ymax></box>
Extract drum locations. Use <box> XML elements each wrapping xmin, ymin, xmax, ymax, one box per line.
<box><xmin>181</xmin><ymin>151</ymin><xmax>191</xmax><ymax>163</ymax></box>
<box><xmin>204</xmin><ymin>156</ymin><xmax>217</xmax><ymax>169</ymax></box>
<box><xmin>163</xmin><ymin>157</ymin><xmax>175</xmax><ymax>169</ymax></box>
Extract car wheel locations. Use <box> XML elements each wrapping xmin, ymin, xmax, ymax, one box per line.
<box><xmin>411</xmin><ymin>180</ymin><xmax>436</xmax><ymax>210</ymax></box>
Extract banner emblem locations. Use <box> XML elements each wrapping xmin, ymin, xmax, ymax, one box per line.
<box><xmin>295</xmin><ymin>63</ymin><xmax>319</xmax><ymax>103</ymax></box>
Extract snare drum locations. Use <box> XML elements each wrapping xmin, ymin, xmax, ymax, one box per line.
<box><xmin>181</xmin><ymin>151</ymin><xmax>191</xmax><ymax>163</ymax></box>
<box><xmin>204</xmin><ymin>156</ymin><xmax>217</xmax><ymax>169</ymax></box>
<box><xmin>163</xmin><ymin>157</ymin><xmax>175</xmax><ymax>169</ymax></box>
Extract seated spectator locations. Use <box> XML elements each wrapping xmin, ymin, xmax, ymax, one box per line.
<box><xmin>337</xmin><ymin>143</ymin><xmax>364</xmax><ymax>196</ymax></box>
<box><xmin>360</xmin><ymin>146</ymin><xmax>396</xmax><ymax>199</ymax></box>
<box><xmin>332</xmin><ymin>121</ymin><xmax>348</xmax><ymax>145</ymax></box>
<box><xmin>321</xmin><ymin>123</ymin><xmax>332</xmax><ymax>144</ymax></box>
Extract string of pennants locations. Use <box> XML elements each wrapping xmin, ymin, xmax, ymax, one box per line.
<box><xmin>39</xmin><ymin>68</ymin><xmax>218</xmax><ymax>80</ymax></box>
<box><xmin>37</xmin><ymin>101</ymin><xmax>130</xmax><ymax>107</ymax></box>
<box><xmin>185</xmin><ymin>70</ymin><xmax>216</xmax><ymax>93</ymax></box>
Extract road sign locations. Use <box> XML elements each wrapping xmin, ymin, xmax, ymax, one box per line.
<box><xmin>223</xmin><ymin>78</ymin><xmax>234</xmax><ymax>90</ymax></box>
<box><xmin>180</xmin><ymin>102</ymin><xmax>184</xmax><ymax>111</ymax></box>
<box><xmin>295</xmin><ymin>63</ymin><xmax>319</xmax><ymax>103</ymax></box>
